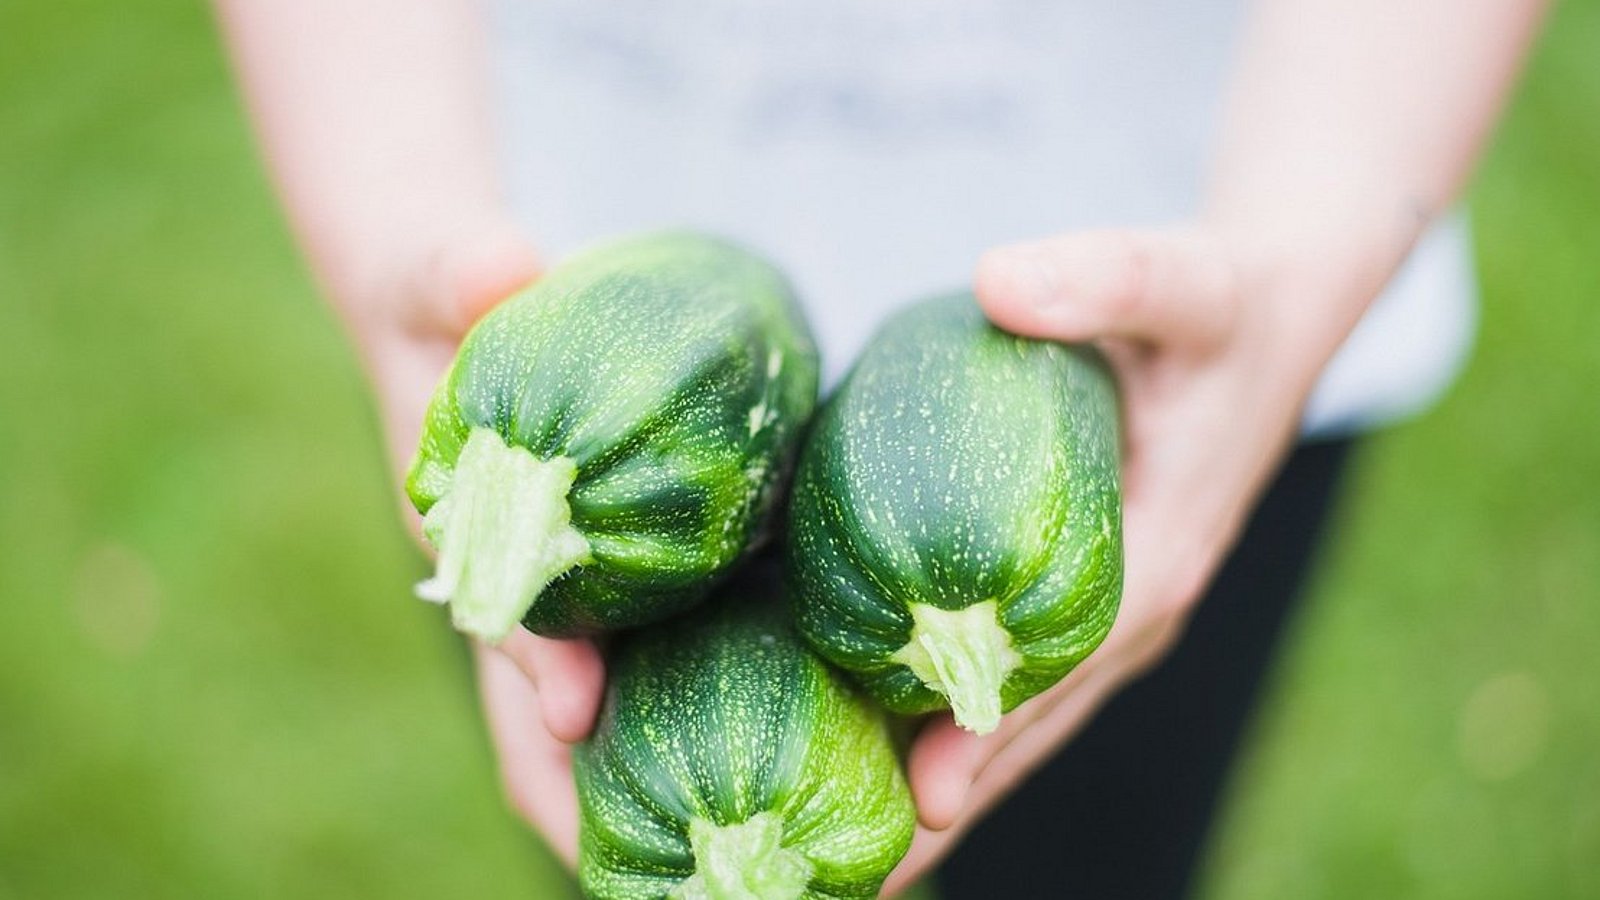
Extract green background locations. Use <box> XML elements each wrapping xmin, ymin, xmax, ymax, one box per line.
<box><xmin>1</xmin><ymin>2</ymin><xmax>1595</xmax><ymax>897</ymax></box>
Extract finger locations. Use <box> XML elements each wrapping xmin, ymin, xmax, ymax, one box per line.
<box><xmin>974</xmin><ymin>228</ymin><xmax>1236</xmax><ymax>350</ymax></box>
<box><xmin>879</xmin><ymin>826</ymin><xmax>955</xmax><ymax>898</ymax></box>
<box><xmin>406</xmin><ymin>220</ymin><xmax>541</xmax><ymax>339</ymax></box>
<box><xmin>475</xmin><ymin>645</ymin><xmax>581</xmax><ymax>867</ymax></box>
<box><xmin>906</xmin><ymin>716</ymin><xmax>983</xmax><ymax>831</ymax></box>
<box><xmin>496</xmin><ymin>630</ymin><xmax>606</xmax><ymax>743</ymax></box>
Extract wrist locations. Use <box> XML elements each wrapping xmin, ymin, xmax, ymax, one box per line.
<box><xmin>1217</xmin><ymin>217</ymin><xmax>1413</xmax><ymax>384</ymax></box>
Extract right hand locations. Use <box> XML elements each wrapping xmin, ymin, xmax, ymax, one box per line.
<box><xmin>346</xmin><ymin>219</ymin><xmax>602</xmax><ymax>866</ymax></box>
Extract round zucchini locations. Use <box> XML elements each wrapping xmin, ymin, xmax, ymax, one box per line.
<box><xmin>406</xmin><ymin>232</ymin><xmax>818</xmax><ymax>640</ymax></box>
<box><xmin>787</xmin><ymin>294</ymin><xmax>1123</xmax><ymax>735</ymax></box>
<box><xmin>575</xmin><ymin>568</ymin><xmax>916</xmax><ymax>899</ymax></box>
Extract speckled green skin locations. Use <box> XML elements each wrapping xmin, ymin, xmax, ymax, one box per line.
<box><xmin>787</xmin><ymin>294</ymin><xmax>1123</xmax><ymax>720</ymax></box>
<box><xmin>407</xmin><ymin>232</ymin><xmax>818</xmax><ymax>636</ymax></box>
<box><xmin>575</xmin><ymin>574</ymin><xmax>916</xmax><ymax>899</ymax></box>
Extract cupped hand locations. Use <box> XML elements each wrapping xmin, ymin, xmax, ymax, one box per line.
<box><xmin>350</xmin><ymin>219</ymin><xmax>602</xmax><ymax>866</ymax></box>
<box><xmin>882</xmin><ymin>226</ymin><xmax>1356</xmax><ymax>895</ymax></box>
<box><xmin>360</xmin><ymin>219</ymin><xmax>1360</xmax><ymax>890</ymax></box>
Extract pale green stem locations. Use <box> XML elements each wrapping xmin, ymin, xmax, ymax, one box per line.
<box><xmin>671</xmin><ymin>813</ymin><xmax>813</xmax><ymax>900</ymax></box>
<box><xmin>891</xmin><ymin>600</ymin><xmax>1022</xmax><ymax>735</ymax></box>
<box><xmin>415</xmin><ymin>426</ymin><xmax>591</xmax><ymax>642</ymax></box>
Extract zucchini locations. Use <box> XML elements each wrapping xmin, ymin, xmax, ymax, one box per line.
<box><xmin>575</xmin><ymin>567</ymin><xmax>916</xmax><ymax>900</ymax></box>
<box><xmin>787</xmin><ymin>294</ymin><xmax>1123</xmax><ymax>735</ymax></box>
<box><xmin>406</xmin><ymin>232</ymin><xmax>818</xmax><ymax>640</ymax></box>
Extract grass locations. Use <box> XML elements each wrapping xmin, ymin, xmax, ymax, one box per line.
<box><xmin>0</xmin><ymin>1</ymin><xmax>1594</xmax><ymax>898</ymax></box>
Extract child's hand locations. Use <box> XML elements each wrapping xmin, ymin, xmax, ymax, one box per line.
<box><xmin>353</xmin><ymin>221</ymin><xmax>600</xmax><ymax>866</ymax></box>
<box><xmin>882</xmin><ymin>225</ymin><xmax>1351</xmax><ymax>895</ymax></box>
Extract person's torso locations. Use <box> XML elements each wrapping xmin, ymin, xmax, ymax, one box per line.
<box><xmin>489</xmin><ymin>0</ymin><xmax>1476</xmax><ymax>435</ymax></box>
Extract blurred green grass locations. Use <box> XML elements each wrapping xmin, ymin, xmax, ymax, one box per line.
<box><xmin>0</xmin><ymin>1</ymin><xmax>1594</xmax><ymax>899</ymax></box>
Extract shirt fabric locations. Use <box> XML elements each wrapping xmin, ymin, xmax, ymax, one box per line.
<box><xmin>487</xmin><ymin>0</ymin><xmax>1476</xmax><ymax>437</ymax></box>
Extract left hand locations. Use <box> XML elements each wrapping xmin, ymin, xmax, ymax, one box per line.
<box><xmin>882</xmin><ymin>224</ymin><xmax>1362</xmax><ymax>894</ymax></box>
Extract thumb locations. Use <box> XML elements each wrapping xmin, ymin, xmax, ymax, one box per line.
<box><xmin>974</xmin><ymin>228</ymin><xmax>1236</xmax><ymax>350</ymax></box>
<box><xmin>406</xmin><ymin>220</ymin><xmax>542</xmax><ymax>339</ymax></box>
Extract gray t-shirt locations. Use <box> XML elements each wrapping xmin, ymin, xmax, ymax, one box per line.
<box><xmin>489</xmin><ymin>0</ymin><xmax>1475</xmax><ymax>436</ymax></box>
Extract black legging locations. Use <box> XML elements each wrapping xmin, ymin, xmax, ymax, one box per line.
<box><xmin>937</xmin><ymin>438</ymin><xmax>1356</xmax><ymax>900</ymax></box>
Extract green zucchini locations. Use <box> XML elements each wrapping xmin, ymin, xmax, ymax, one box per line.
<box><xmin>787</xmin><ymin>294</ymin><xmax>1123</xmax><ymax>735</ymax></box>
<box><xmin>575</xmin><ymin>566</ymin><xmax>916</xmax><ymax>900</ymax></box>
<box><xmin>406</xmin><ymin>232</ymin><xmax>818</xmax><ymax>640</ymax></box>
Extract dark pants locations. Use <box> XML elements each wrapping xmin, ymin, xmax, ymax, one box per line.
<box><xmin>936</xmin><ymin>438</ymin><xmax>1356</xmax><ymax>900</ymax></box>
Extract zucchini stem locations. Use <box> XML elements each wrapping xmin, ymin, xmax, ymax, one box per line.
<box><xmin>674</xmin><ymin>813</ymin><xmax>813</xmax><ymax>900</ymax></box>
<box><xmin>415</xmin><ymin>426</ymin><xmax>590</xmax><ymax>642</ymax></box>
<box><xmin>892</xmin><ymin>600</ymin><xmax>1021</xmax><ymax>735</ymax></box>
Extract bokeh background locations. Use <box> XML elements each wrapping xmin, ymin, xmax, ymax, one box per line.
<box><xmin>2</xmin><ymin>1</ymin><xmax>1596</xmax><ymax>898</ymax></box>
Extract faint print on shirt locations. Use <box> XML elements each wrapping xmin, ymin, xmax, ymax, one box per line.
<box><xmin>512</xmin><ymin>0</ymin><xmax>1046</xmax><ymax>147</ymax></box>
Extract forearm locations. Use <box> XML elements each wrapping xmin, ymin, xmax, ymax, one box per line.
<box><xmin>1209</xmin><ymin>0</ymin><xmax>1547</xmax><ymax>354</ymax></box>
<box><xmin>212</xmin><ymin>0</ymin><xmax>511</xmax><ymax>322</ymax></box>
